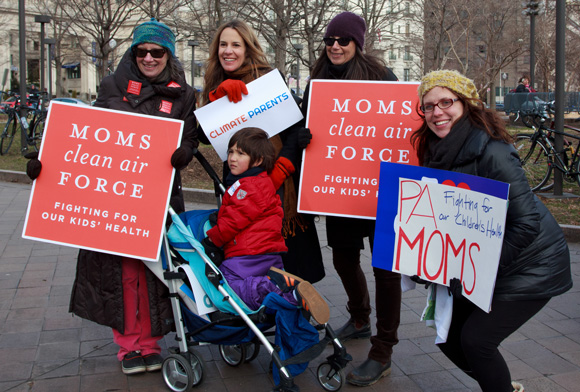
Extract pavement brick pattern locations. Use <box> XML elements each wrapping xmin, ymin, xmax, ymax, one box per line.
<box><xmin>1</xmin><ymin>181</ymin><xmax>579</xmax><ymax>392</ymax></box>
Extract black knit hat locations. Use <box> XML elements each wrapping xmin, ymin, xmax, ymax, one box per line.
<box><xmin>325</xmin><ymin>12</ymin><xmax>366</xmax><ymax>50</ymax></box>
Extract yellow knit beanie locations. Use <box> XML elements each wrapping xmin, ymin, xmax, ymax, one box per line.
<box><xmin>418</xmin><ymin>70</ymin><xmax>479</xmax><ymax>102</ymax></box>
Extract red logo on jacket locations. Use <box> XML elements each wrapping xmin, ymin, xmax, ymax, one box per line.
<box><xmin>167</xmin><ymin>81</ymin><xmax>181</xmax><ymax>88</ymax></box>
<box><xmin>127</xmin><ymin>80</ymin><xmax>142</xmax><ymax>95</ymax></box>
<box><xmin>160</xmin><ymin>100</ymin><xmax>173</xmax><ymax>113</ymax></box>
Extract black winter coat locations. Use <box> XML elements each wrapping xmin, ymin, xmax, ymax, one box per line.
<box><xmin>446</xmin><ymin>122</ymin><xmax>572</xmax><ymax>301</ymax></box>
<box><xmin>69</xmin><ymin>49</ymin><xmax>197</xmax><ymax>335</ymax></box>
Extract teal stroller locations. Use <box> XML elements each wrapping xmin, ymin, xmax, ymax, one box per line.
<box><xmin>155</xmin><ymin>150</ymin><xmax>351</xmax><ymax>392</ymax></box>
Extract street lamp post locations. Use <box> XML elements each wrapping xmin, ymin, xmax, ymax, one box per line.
<box><xmin>44</xmin><ymin>38</ymin><xmax>55</xmax><ymax>99</ymax></box>
<box><xmin>293</xmin><ymin>44</ymin><xmax>303</xmax><ymax>95</ymax></box>
<box><xmin>18</xmin><ymin>0</ymin><xmax>27</xmax><ymax>154</ymax></box>
<box><xmin>522</xmin><ymin>1</ymin><xmax>543</xmax><ymax>89</ymax></box>
<box><xmin>108</xmin><ymin>39</ymin><xmax>117</xmax><ymax>74</ymax></box>
<box><xmin>34</xmin><ymin>15</ymin><xmax>51</xmax><ymax>94</ymax></box>
<box><xmin>188</xmin><ymin>40</ymin><xmax>199</xmax><ymax>88</ymax></box>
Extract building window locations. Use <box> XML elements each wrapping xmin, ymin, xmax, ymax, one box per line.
<box><xmin>389</xmin><ymin>44</ymin><xmax>396</xmax><ymax>60</ymax></box>
<box><xmin>404</xmin><ymin>69</ymin><xmax>410</xmax><ymax>81</ymax></box>
<box><xmin>404</xmin><ymin>46</ymin><xmax>413</xmax><ymax>61</ymax></box>
<box><xmin>67</xmin><ymin>65</ymin><xmax>81</xmax><ymax>79</ymax></box>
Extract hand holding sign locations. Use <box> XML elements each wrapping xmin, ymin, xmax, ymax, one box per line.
<box><xmin>209</xmin><ymin>79</ymin><xmax>249</xmax><ymax>103</ymax></box>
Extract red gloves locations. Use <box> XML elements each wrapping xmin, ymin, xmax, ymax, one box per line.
<box><xmin>208</xmin><ymin>79</ymin><xmax>248</xmax><ymax>103</ymax></box>
<box><xmin>269</xmin><ymin>157</ymin><xmax>295</xmax><ymax>190</ymax></box>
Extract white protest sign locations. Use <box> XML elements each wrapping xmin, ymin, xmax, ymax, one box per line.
<box><xmin>373</xmin><ymin>163</ymin><xmax>510</xmax><ymax>313</ymax></box>
<box><xmin>194</xmin><ymin>69</ymin><xmax>304</xmax><ymax>161</ymax></box>
<box><xmin>394</xmin><ymin>178</ymin><xmax>507</xmax><ymax>312</ymax></box>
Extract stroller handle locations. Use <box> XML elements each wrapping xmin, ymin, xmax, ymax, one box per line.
<box><xmin>193</xmin><ymin>147</ymin><xmax>226</xmax><ymax>195</ymax></box>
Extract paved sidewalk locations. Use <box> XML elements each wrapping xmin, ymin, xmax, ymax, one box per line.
<box><xmin>0</xmin><ymin>181</ymin><xmax>579</xmax><ymax>392</ymax></box>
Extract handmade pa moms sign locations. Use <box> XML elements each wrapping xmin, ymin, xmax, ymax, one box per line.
<box><xmin>298</xmin><ymin>80</ymin><xmax>422</xmax><ymax>219</ymax></box>
<box><xmin>373</xmin><ymin>162</ymin><xmax>510</xmax><ymax>312</ymax></box>
<box><xmin>22</xmin><ymin>101</ymin><xmax>183</xmax><ymax>261</ymax></box>
<box><xmin>195</xmin><ymin>69</ymin><xmax>304</xmax><ymax>161</ymax></box>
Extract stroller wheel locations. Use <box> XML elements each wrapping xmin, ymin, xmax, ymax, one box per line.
<box><xmin>162</xmin><ymin>354</ymin><xmax>194</xmax><ymax>392</ymax></box>
<box><xmin>219</xmin><ymin>344</ymin><xmax>246</xmax><ymax>366</ymax></box>
<box><xmin>187</xmin><ymin>348</ymin><xmax>205</xmax><ymax>387</ymax></box>
<box><xmin>162</xmin><ymin>351</ymin><xmax>205</xmax><ymax>391</ymax></box>
<box><xmin>317</xmin><ymin>362</ymin><xmax>344</xmax><ymax>392</ymax></box>
<box><xmin>244</xmin><ymin>341</ymin><xmax>260</xmax><ymax>362</ymax></box>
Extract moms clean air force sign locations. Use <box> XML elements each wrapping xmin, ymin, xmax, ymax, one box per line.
<box><xmin>298</xmin><ymin>80</ymin><xmax>422</xmax><ymax>219</ymax></box>
<box><xmin>22</xmin><ymin>102</ymin><xmax>182</xmax><ymax>261</ymax></box>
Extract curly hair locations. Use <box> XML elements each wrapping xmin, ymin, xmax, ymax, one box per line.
<box><xmin>202</xmin><ymin>20</ymin><xmax>272</xmax><ymax>105</ymax></box>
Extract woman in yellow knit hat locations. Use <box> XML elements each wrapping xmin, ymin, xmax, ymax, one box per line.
<box><xmin>411</xmin><ymin>69</ymin><xmax>572</xmax><ymax>392</ymax></box>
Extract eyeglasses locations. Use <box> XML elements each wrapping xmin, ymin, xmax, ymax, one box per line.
<box><xmin>323</xmin><ymin>37</ymin><xmax>352</xmax><ymax>47</ymax></box>
<box><xmin>135</xmin><ymin>48</ymin><xmax>167</xmax><ymax>58</ymax></box>
<box><xmin>420</xmin><ymin>98</ymin><xmax>459</xmax><ymax>113</ymax></box>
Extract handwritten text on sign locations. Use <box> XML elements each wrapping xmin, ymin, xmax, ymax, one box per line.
<box><xmin>373</xmin><ymin>163</ymin><xmax>509</xmax><ymax>312</ymax></box>
<box><xmin>22</xmin><ymin>102</ymin><xmax>182</xmax><ymax>261</ymax></box>
<box><xmin>298</xmin><ymin>80</ymin><xmax>422</xmax><ymax>219</ymax></box>
<box><xmin>195</xmin><ymin>69</ymin><xmax>303</xmax><ymax>161</ymax></box>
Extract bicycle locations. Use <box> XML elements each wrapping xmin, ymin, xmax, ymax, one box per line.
<box><xmin>513</xmin><ymin>102</ymin><xmax>580</xmax><ymax>192</ymax></box>
<box><xmin>0</xmin><ymin>91</ymin><xmax>47</xmax><ymax>155</ymax></box>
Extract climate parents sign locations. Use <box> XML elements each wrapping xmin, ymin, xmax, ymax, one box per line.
<box><xmin>22</xmin><ymin>102</ymin><xmax>183</xmax><ymax>261</ymax></box>
<box><xmin>298</xmin><ymin>80</ymin><xmax>422</xmax><ymax>219</ymax></box>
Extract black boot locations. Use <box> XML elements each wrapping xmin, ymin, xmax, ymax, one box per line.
<box><xmin>334</xmin><ymin>319</ymin><xmax>371</xmax><ymax>342</ymax></box>
<box><xmin>347</xmin><ymin>358</ymin><xmax>391</xmax><ymax>386</ymax></box>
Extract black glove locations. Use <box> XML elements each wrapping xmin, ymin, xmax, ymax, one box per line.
<box><xmin>171</xmin><ymin>146</ymin><xmax>192</xmax><ymax>170</ymax></box>
<box><xmin>448</xmin><ymin>278</ymin><xmax>463</xmax><ymax>299</ymax></box>
<box><xmin>25</xmin><ymin>151</ymin><xmax>42</xmax><ymax>180</ymax></box>
<box><xmin>208</xmin><ymin>212</ymin><xmax>218</xmax><ymax>227</ymax></box>
<box><xmin>297</xmin><ymin>127</ymin><xmax>312</xmax><ymax>149</ymax></box>
<box><xmin>410</xmin><ymin>275</ymin><xmax>432</xmax><ymax>289</ymax></box>
<box><xmin>201</xmin><ymin>237</ymin><xmax>224</xmax><ymax>267</ymax></box>
<box><xmin>279</xmin><ymin>129</ymin><xmax>300</xmax><ymax>163</ymax></box>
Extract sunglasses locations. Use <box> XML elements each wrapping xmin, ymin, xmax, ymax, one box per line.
<box><xmin>323</xmin><ymin>37</ymin><xmax>352</xmax><ymax>47</ymax></box>
<box><xmin>135</xmin><ymin>48</ymin><xmax>167</xmax><ymax>58</ymax></box>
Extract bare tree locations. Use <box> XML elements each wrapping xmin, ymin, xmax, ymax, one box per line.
<box><xmin>468</xmin><ymin>0</ymin><xmax>527</xmax><ymax>106</ymax></box>
<box><xmin>60</xmin><ymin>0</ymin><xmax>143</xmax><ymax>83</ymax></box>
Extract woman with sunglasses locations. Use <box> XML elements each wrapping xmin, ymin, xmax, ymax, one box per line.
<box><xmin>300</xmin><ymin>11</ymin><xmax>400</xmax><ymax>387</ymax></box>
<box><xmin>199</xmin><ymin>20</ymin><xmax>325</xmax><ymax>285</ymax></box>
<box><xmin>66</xmin><ymin>18</ymin><xmax>198</xmax><ymax>375</ymax></box>
<box><xmin>412</xmin><ymin>69</ymin><xmax>571</xmax><ymax>392</ymax></box>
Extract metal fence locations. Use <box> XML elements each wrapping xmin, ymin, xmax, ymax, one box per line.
<box><xmin>503</xmin><ymin>92</ymin><xmax>580</xmax><ymax>114</ymax></box>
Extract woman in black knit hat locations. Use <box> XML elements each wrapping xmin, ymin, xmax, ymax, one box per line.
<box><xmin>301</xmin><ymin>11</ymin><xmax>400</xmax><ymax>387</ymax></box>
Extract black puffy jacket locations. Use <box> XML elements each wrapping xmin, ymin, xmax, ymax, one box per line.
<box><xmin>448</xmin><ymin>122</ymin><xmax>572</xmax><ymax>301</ymax></box>
<box><xmin>69</xmin><ymin>49</ymin><xmax>197</xmax><ymax>335</ymax></box>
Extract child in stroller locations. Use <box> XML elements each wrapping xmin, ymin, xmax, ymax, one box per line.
<box><xmin>157</xmin><ymin>128</ymin><xmax>351</xmax><ymax>392</ymax></box>
<box><xmin>201</xmin><ymin>127</ymin><xmax>329</xmax><ymax>324</ymax></box>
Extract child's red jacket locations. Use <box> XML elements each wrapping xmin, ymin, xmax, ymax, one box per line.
<box><xmin>207</xmin><ymin>171</ymin><xmax>287</xmax><ymax>258</ymax></box>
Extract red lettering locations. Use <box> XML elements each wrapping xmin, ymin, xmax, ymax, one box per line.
<box><xmin>395</xmin><ymin>226</ymin><xmax>424</xmax><ymax>272</ymax></box>
<box><xmin>423</xmin><ymin>230</ymin><xmax>445</xmax><ymax>280</ymax></box>
<box><xmin>399</xmin><ymin>180</ymin><xmax>437</xmax><ymax>228</ymax></box>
